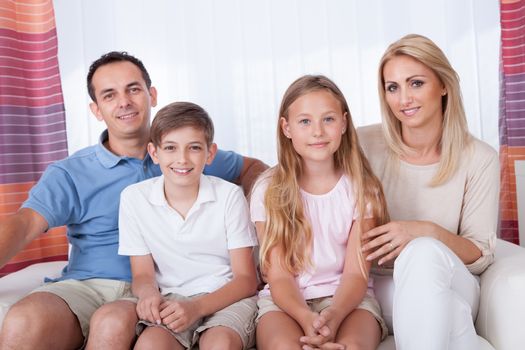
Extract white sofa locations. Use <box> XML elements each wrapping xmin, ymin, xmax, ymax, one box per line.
<box><xmin>1</xmin><ymin>239</ymin><xmax>524</xmax><ymax>349</ymax></box>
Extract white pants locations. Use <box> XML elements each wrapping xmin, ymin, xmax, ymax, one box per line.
<box><xmin>375</xmin><ymin>237</ymin><xmax>480</xmax><ymax>350</ymax></box>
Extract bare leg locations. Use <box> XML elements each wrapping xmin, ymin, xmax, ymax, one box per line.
<box><xmin>86</xmin><ymin>300</ymin><xmax>138</xmax><ymax>350</ymax></box>
<box><xmin>336</xmin><ymin>309</ymin><xmax>381</xmax><ymax>350</ymax></box>
<box><xmin>256</xmin><ymin>311</ymin><xmax>303</xmax><ymax>350</ymax></box>
<box><xmin>0</xmin><ymin>292</ymin><xmax>83</xmax><ymax>350</ymax></box>
<box><xmin>134</xmin><ymin>327</ymin><xmax>184</xmax><ymax>350</ymax></box>
<box><xmin>199</xmin><ymin>326</ymin><xmax>242</xmax><ymax>350</ymax></box>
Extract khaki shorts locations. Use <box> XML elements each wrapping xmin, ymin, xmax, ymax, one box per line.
<box><xmin>257</xmin><ymin>294</ymin><xmax>388</xmax><ymax>340</ymax></box>
<box><xmin>137</xmin><ymin>294</ymin><xmax>257</xmax><ymax>349</ymax></box>
<box><xmin>31</xmin><ymin>278</ymin><xmax>134</xmax><ymax>339</ymax></box>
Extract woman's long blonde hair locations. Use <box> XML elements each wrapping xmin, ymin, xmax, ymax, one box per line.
<box><xmin>378</xmin><ymin>34</ymin><xmax>471</xmax><ymax>186</ymax></box>
<box><xmin>260</xmin><ymin>75</ymin><xmax>389</xmax><ymax>277</ymax></box>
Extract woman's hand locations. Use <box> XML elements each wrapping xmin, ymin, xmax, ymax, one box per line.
<box><xmin>361</xmin><ymin>220</ymin><xmax>433</xmax><ymax>265</ymax></box>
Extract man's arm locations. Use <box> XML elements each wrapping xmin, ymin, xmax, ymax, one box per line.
<box><xmin>0</xmin><ymin>208</ymin><xmax>48</xmax><ymax>268</ymax></box>
<box><xmin>236</xmin><ymin>156</ymin><xmax>269</xmax><ymax>196</ymax></box>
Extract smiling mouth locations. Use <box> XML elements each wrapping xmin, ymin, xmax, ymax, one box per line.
<box><xmin>401</xmin><ymin>107</ymin><xmax>420</xmax><ymax>116</ymax></box>
<box><xmin>117</xmin><ymin>112</ymin><xmax>138</xmax><ymax>120</ymax></box>
<box><xmin>171</xmin><ymin>168</ymin><xmax>193</xmax><ymax>175</ymax></box>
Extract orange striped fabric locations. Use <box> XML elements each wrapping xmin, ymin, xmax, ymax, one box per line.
<box><xmin>499</xmin><ymin>0</ymin><xmax>525</xmax><ymax>244</ymax></box>
<box><xmin>0</xmin><ymin>0</ymin><xmax>68</xmax><ymax>276</ymax></box>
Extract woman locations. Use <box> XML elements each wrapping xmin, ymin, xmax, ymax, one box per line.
<box><xmin>359</xmin><ymin>34</ymin><xmax>498</xmax><ymax>350</ymax></box>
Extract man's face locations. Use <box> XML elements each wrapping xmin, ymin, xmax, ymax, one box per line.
<box><xmin>89</xmin><ymin>61</ymin><xmax>157</xmax><ymax>141</ymax></box>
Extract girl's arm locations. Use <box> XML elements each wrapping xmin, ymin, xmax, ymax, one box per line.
<box><xmin>255</xmin><ymin>222</ymin><xmax>317</xmax><ymax>335</ymax></box>
<box><xmin>160</xmin><ymin>246</ymin><xmax>258</xmax><ymax>332</ymax></box>
<box><xmin>130</xmin><ymin>254</ymin><xmax>163</xmax><ymax>324</ymax></box>
<box><xmin>322</xmin><ymin>218</ymin><xmax>374</xmax><ymax>333</ymax></box>
<box><xmin>300</xmin><ymin>218</ymin><xmax>375</xmax><ymax>349</ymax></box>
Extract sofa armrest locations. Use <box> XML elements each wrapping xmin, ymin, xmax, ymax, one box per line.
<box><xmin>475</xmin><ymin>239</ymin><xmax>525</xmax><ymax>350</ymax></box>
<box><xmin>0</xmin><ymin>261</ymin><xmax>67</xmax><ymax>327</ymax></box>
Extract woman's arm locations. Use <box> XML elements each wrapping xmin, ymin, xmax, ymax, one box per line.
<box><xmin>362</xmin><ymin>144</ymin><xmax>498</xmax><ymax>270</ymax></box>
<box><xmin>361</xmin><ymin>220</ymin><xmax>481</xmax><ymax>266</ymax></box>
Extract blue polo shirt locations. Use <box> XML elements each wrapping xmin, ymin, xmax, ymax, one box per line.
<box><xmin>22</xmin><ymin>130</ymin><xmax>243</xmax><ymax>282</ymax></box>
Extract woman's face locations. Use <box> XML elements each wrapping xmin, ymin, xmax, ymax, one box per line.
<box><xmin>382</xmin><ymin>55</ymin><xmax>446</xmax><ymax>131</ymax></box>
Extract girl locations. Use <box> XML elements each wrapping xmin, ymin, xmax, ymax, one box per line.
<box><xmin>251</xmin><ymin>75</ymin><xmax>389</xmax><ymax>349</ymax></box>
<box><xmin>359</xmin><ymin>34</ymin><xmax>498</xmax><ymax>349</ymax></box>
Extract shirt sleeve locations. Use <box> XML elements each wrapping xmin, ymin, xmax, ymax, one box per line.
<box><xmin>21</xmin><ymin>163</ymin><xmax>80</xmax><ymax>229</ymax></box>
<box><xmin>461</xmin><ymin>142</ymin><xmax>499</xmax><ymax>275</ymax></box>
<box><xmin>203</xmin><ymin>149</ymin><xmax>243</xmax><ymax>182</ymax></box>
<box><xmin>224</xmin><ymin>185</ymin><xmax>258</xmax><ymax>249</ymax></box>
<box><xmin>118</xmin><ymin>186</ymin><xmax>151</xmax><ymax>256</ymax></box>
<box><xmin>249</xmin><ymin>176</ymin><xmax>269</xmax><ymax>223</ymax></box>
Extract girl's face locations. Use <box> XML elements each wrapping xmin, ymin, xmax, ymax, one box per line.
<box><xmin>383</xmin><ymin>55</ymin><xmax>446</xmax><ymax>131</ymax></box>
<box><xmin>281</xmin><ymin>90</ymin><xmax>347</xmax><ymax>165</ymax></box>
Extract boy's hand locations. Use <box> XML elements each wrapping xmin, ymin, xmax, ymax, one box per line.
<box><xmin>136</xmin><ymin>291</ymin><xmax>163</xmax><ymax>325</ymax></box>
<box><xmin>160</xmin><ymin>298</ymin><xmax>202</xmax><ymax>333</ymax></box>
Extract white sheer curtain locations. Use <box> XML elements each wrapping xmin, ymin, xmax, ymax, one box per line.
<box><xmin>53</xmin><ymin>0</ymin><xmax>500</xmax><ymax>166</ymax></box>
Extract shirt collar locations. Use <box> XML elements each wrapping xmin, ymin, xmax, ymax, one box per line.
<box><xmin>95</xmin><ymin>129</ymin><xmax>153</xmax><ymax>168</ymax></box>
<box><xmin>95</xmin><ymin>130</ymin><xmax>122</xmax><ymax>168</ymax></box>
<box><xmin>149</xmin><ymin>174</ymin><xmax>216</xmax><ymax>208</ymax></box>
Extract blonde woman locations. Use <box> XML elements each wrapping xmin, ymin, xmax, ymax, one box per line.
<box><xmin>360</xmin><ymin>34</ymin><xmax>498</xmax><ymax>350</ymax></box>
<box><xmin>251</xmin><ymin>75</ymin><xmax>389</xmax><ymax>349</ymax></box>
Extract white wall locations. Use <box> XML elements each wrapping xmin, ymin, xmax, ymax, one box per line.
<box><xmin>53</xmin><ymin>0</ymin><xmax>501</xmax><ymax>166</ymax></box>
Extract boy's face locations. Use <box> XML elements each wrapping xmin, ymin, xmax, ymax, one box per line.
<box><xmin>89</xmin><ymin>61</ymin><xmax>157</xmax><ymax>141</ymax></box>
<box><xmin>148</xmin><ymin>126</ymin><xmax>217</xmax><ymax>190</ymax></box>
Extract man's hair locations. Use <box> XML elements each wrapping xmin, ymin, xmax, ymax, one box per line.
<box><xmin>86</xmin><ymin>51</ymin><xmax>152</xmax><ymax>102</ymax></box>
<box><xmin>150</xmin><ymin>102</ymin><xmax>214</xmax><ymax>147</ymax></box>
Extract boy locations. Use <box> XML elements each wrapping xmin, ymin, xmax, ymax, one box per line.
<box><xmin>118</xmin><ymin>102</ymin><xmax>258</xmax><ymax>349</ymax></box>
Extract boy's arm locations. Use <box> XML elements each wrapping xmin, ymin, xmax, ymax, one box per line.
<box><xmin>160</xmin><ymin>246</ymin><xmax>258</xmax><ymax>332</ymax></box>
<box><xmin>0</xmin><ymin>208</ymin><xmax>48</xmax><ymax>268</ymax></box>
<box><xmin>130</xmin><ymin>254</ymin><xmax>162</xmax><ymax>324</ymax></box>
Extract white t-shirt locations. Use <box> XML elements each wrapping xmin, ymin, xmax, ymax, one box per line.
<box><xmin>119</xmin><ymin>174</ymin><xmax>258</xmax><ymax>296</ymax></box>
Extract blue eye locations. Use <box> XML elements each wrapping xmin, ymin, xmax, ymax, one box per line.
<box><xmin>323</xmin><ymin>116</ymin><xmax>335</xmax><ymax>123</ymax></box>
<box><xmin>411</xmin><ymin>80</ymin><xmax>424</xmax><ymax>88</ymax></box>
<box><xmin>386</xmin><ymin>84</ymin><xmax>397</xmax><ymax>93</ymax></box>
<box><xmin>299</xmin><ymin>119</ymin><xmax>310</xmax><ymax>125</ymax></box>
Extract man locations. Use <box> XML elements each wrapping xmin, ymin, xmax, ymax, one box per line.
<box><xmin>0</xmin><ymin>52</ymin><xmax>267</xmax><ymax>350</ymax></box>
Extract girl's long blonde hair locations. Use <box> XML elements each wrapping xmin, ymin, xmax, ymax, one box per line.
<box><xmin>378</xmin><ymin>34</ymin><xmax>471</xmax><ymax>186</ymax></box>
<box><xmin>260</xmin><ymin>75</ymin><xmax>389</xmax><ymax>277</ymax></box>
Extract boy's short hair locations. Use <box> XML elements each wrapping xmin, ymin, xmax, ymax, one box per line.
<box><xmin>87</xmin><ymin>51</ymin><xmax>151</xmax><ymax>102</ymax></box>
<box><xmin>150</xmin><ymin>102</ymin><xmax>215</xmax><ymax>147</ymax></box>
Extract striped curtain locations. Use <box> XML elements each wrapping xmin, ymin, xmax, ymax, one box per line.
<box><xmin>499</xmin><ymin>0</ymin><xmax>525</xmax><ymax>244</ymax></box>
<box><xmin>0</xmin><ymin>0</ymin><xmax>68</xmax><ymax>276</ymax></box>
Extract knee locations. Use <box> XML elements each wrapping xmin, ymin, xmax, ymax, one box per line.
<box><xmin>395</xmin><ymin>237</ymin><xmax>452</xmax><ymax>272</ymax></box>
<box><xmin>1</xmin><ymin>301</ymin><xmax>46</xmax><ymax>343</ymax></box>
<box><xmin>90</xmin><ymin>302</ymin><xmax>137</xmax><ymax>335</ymax></box>
<box><xmin>200</xmin><ymin>329</ymin><xmax>242</xmax><ymax>350</ymax></box>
